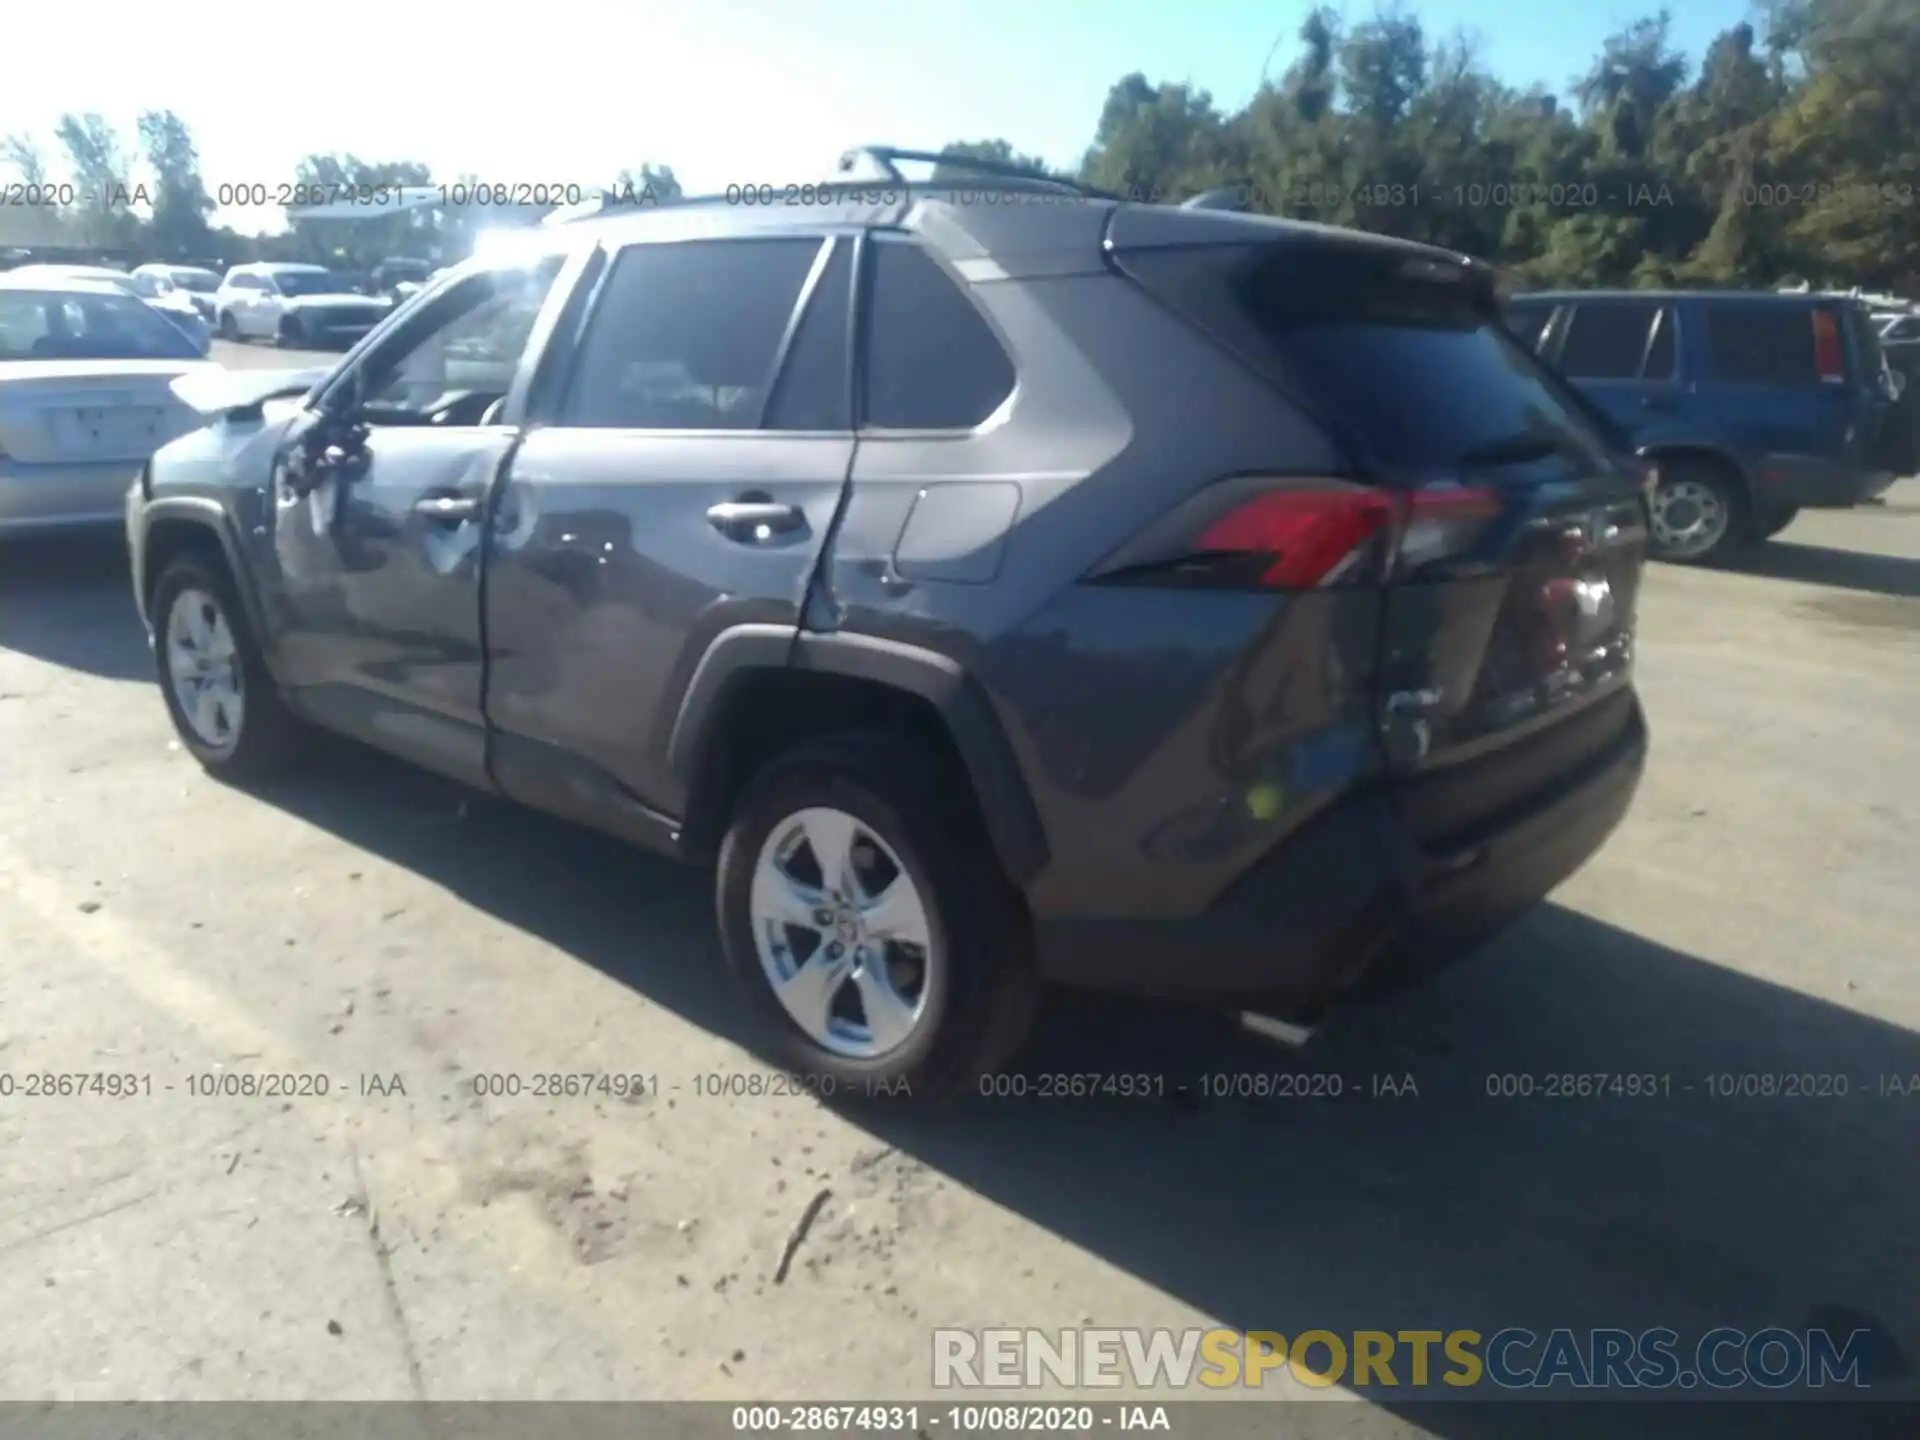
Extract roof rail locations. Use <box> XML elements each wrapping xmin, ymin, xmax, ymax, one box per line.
<box><xmin>832</xmin><ymin>146</ymin><xmax>1120</xmax><ymax>200</ymax></box>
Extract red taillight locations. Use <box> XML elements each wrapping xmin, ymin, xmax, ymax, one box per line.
<box><xmin>1091</xmin><ymin>479</ymin><xmax>1501</xmax><ymax>591</ymax></box>
<box><xmin>1193</xmin><ymin>488</ymin><xmax>1395</xmax><ymax>587</ymax></box>
<box><xmin>1812</xmin><ymin>309</ymin><xmax>1846</xmax><ymax>384</ymax></box>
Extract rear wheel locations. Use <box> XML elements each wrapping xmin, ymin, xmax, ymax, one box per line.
<box><xmin>715</xmin><ymin>732</ymin><xmax>1039</xmax><ymax>1100</ymax></box>
<box><xmin>1755</xmin><ymin>504</ymin><xmax>1800</xmax><ymax>540</ymax></box>
<box><xmin>1648</xmin><ymin>458</ymin><xmax>1747</xmax><ymax>563</ymax></box>
<box><xmin>152</xmin><ymin>555</ymin><xmax>304</xmax><ymax>781</ymax></box>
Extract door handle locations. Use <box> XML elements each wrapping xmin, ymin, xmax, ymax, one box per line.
<box><xmin>706</xmin><ymin>501</ymin><xmax>805</xmax><ymax>536</ymax></box>
<box><xmin>415</xmin><ymin>494</ymin><xmax>481</xmax><ymax>523</ymax></box>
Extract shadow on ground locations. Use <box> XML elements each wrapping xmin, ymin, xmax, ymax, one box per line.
<box><xmin>227</xmin><ymin>737</ymin><xmax>1920</xmax><ymax>1440</ymax></box>
<box><xmin>10</xmin><ymin>546</ymin><xmax>1915</xmax><ymax>1439</ymax></box>
<box><xmin>0</xmin><ymin>534</ymin><xmax>150</xmax><ymax>681</ymax></box>
<box><xmin>1721</xmin><ymin>539</ymin><xmax>1920</xmax><ymax>599</ymax></box>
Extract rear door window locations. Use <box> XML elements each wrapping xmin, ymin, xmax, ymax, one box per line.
<box><xmin>560</xmin><ymin>237</ymin><xmax>822</xmax><ymax>430</ymax></box>
<box><xmin>1558</xmin><ymin>302</ymin><xmax>1661</xmax><ymax>381</ymax></box>
<box><xmin>861</xmin><ymin>236</ymin><xmax>1014</xmax><ymax>429</ymax></box>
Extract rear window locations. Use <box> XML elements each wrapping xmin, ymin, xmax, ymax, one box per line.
<box><xmin>0</xmin><ymin>289</ymin><xmax>201</xmax><ymax>361</ymax></box>
<box><xmin>1230</xmin><ymin>247</ymin><xmax>1616</xmax><ymax>471</ymax></box>
<box><xmin>1703</xmin><ymin>304</ymin><xmax>1829</xmax><ymax>385</ymax></box>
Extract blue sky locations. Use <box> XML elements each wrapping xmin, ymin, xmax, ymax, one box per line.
<box><xmin>3</xmin><ymin>0</ymin><xmax>1761</xmax><ymax>231</ymax></box>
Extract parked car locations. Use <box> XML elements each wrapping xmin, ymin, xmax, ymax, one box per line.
<box><xmin>370</xmin><ymin>258</ymin><xmax>434</xmax><ymax>303</ymax></box>
<box><xmin>1506</xmin><ymin>290</ymin><xmax>1914</xmax><ymax>561</ymax></box>
<box><xmin>133</xmin><ymin>264</ymin><xmax>223</xmax><ymax>324</ymax></box>
<box><xmin>214</xmin><ymin>263</ymin><xmax>392</xmax><ymax>348</ymax></box>
<box><xmin>127</xmin><ymin>151</ymin><xmax>1649</xmax><ymax>1093</ymax></box>
<box><xmin>0</xmin><ymin>272</ymin><xmax>218</xmax><ymax>537</ymax></box>
<box><xmin>6</xmin><ymin>263</ymin><xmax>212</xmax><ymax>353</ymax></box>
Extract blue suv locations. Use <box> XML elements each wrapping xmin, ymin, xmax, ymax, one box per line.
<box><xmin>1507</xmin><ymin>290</ymin><xmax>1914</xmax><ymax>561</ymax></box>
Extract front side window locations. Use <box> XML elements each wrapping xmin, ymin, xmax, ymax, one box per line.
<box><xmin>558</xmin><ymin>237</ymin><xmax>823</xmax><ymax>430</ymax></box>
<box><xmin>1505</xmin><ymin>303</ymin><xmax>1554</xmax><ymax>352</ymax></box>
<box><xmin>350</xmin><ymin>256</ymin><xmax>563</xmax><ymax>419</ymax></box>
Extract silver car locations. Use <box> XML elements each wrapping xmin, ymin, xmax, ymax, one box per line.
<box><xmin>133</xmin><ymin>263</ymin><xmax>223</xmax><ymax>325</ymax></box>
<box><xmin>0</xmin><ymin>272</ymin><xmax>219</xmax><ymax>536</ymax></box>
<box><xmin>7</xmin><ymin>264</ymin><xmax>213</xmax><ymax>353</ymax></box>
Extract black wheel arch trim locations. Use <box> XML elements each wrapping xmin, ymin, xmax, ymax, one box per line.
<box><xmin>668</xmin><ymin>625</ymin><xmax>1050</xmax><ymax>884</ymax></box>
<box><xmin>136</xmin><ymin>497</ymin><xmax>270</xmax><ymax>651</ymax></box>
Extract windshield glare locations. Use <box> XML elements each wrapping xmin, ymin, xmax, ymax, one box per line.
<box><xmin>172</xmin><ymin>269</ymin><xmax>219</xmax><ymax>292</ymax></box>
<box><xmin>0</xmin><ymin>289</ymin><xmax>202</xmax><ymax>361</ymax></box>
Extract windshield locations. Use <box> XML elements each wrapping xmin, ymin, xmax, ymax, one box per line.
<box><xmin>172</xmin><ymin>269</ymin><xmax>220</xmax><ymax>293</ymax></box>
<box><xmin>273</xmin><ymin>270</ymin><xmax>346</xmax><ymax>297</ymax></box>
<box><xmin>0</xmin><ymin>289</ymin><xmax>202</xmax><ymax>361</ymax></box>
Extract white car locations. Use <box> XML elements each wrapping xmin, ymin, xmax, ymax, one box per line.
<box><xmin>5</xmin><ymin>264</ymin><xmax>212</xmax><ymax>353</ymax></box>
<box><xmin>214</xmin><ymin>262</ymin><xmax>392</xmax><ymax>349</ymax></box>
<box><xmin>0</xmin><ymin>272</ymin><xmax>219</xmax><ymax>536</ymax></box>
<box><xmin>133</xmin><ymin>263</ymin><xmax>223</xmax><ymax>324</ymax></box>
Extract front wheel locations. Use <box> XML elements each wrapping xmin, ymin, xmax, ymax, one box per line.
<box><xmin>218</xmin><ymin>310</ymin><xmax>240</xmax><ymax>342</ymax></box>
<box><xmin>715</xmin><ymin>733</ymin><xmax>1039</xmax><ymax>1100</ymax></box>
<box><xmin>152</xmin><ymin>555</ymin><xmax>304</xmax><ymax>780</ymax></box>
<box><xmin>277</xmin><ymin>315</ymin><xmax>305</xmax><ymax>349</ymax></box>
<box><xmin>1648</xmin><ymin>459</ymin><xmax>1747</xmax><ymax>563</ymax></box>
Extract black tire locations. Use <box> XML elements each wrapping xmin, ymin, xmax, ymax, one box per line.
<box><xmin>1648</xmin><ymin>457</ymin><xmax>1749</xmax><ymax>564</ymax></box>
<box><xmin>715</xmin><ymin>731</ymin><xmax>1040</xmax><ymax>1101</ymax></box>
<box><xmin>151</xmin><ymin>553</ymin><xmax>304</xmax><ymax>781</ymax></box>
<box><xmin>277</xmin><ymin>315</ymin><xmax>304</xmax><ymax>349</ymax></box>
<box><xmin>1756</xmin><ymin>504</ymin><xmax>1800</xmax><ymax>540</ymax></box>
<box><xmin>218</xmin><ymin>310</ymin><xmax>240</xmax><ymax>342</ymax></box>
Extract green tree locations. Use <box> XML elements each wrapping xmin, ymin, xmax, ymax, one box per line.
<box><xmin>137</xmin><ymin>110</ymin><xmax>215</xmax><ymax>259</ymax></box>
<box><xmin>55</xmin><ymin>112</ymin><xmax>138</xmax><ymax>249</ymax></box>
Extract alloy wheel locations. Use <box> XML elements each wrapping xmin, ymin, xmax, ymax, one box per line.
<box><xmin>165</xmin><ymin>586</ymin><xmax>245</xmax><ymax>749</ymax></box>
<box><xmin>748</xmin><ymin>806</ymin><xmax>934</xmax><ymax>1059</ymax></box>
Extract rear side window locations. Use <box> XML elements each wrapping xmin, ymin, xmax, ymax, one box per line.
<box><xmin>862</xmin><ymin>237</ymin><xmax>1014</xmax><ymax>429</ymax></box>
<box><xmin>1559</xmin><ymin>302</ymin><xmax>1660</xmax><ymax>380</ymax></box>
<box><xmin>561</xmin><ymin>238</ymin><xmax>821</xmax><ymax>430</ymax></box>
<box><xmin>1703</xmin><ymin>304</ymin><xmax>1827</xmax><ymax>385</ymax></box>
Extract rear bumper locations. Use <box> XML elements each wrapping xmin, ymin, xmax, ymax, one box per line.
<box><xmin>1033</xmin><ymin>699</ymin><xmax>1648</xmax><ymax>1015</ymax></box>
<box><xmin>1753</xmin><ymin>454</ymin><xmax>1897</xmax><ymax>509</ymax></box>
<box><xmin>0</xmin><ymin>459</ymin><xmax>143</xmax><ymax>537</ymax></box>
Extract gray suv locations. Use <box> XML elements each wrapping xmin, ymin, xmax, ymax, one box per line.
<box><xmin>126</xmin><ymin>150</ymin><xmax>1650</xmax><ymax>1095</ymax></box>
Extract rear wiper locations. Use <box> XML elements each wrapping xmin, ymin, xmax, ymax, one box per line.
<box><xmin>1455</xmin><ymin>434</ymin><xmax>1565</xmax><ymax>468</ymax></box>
